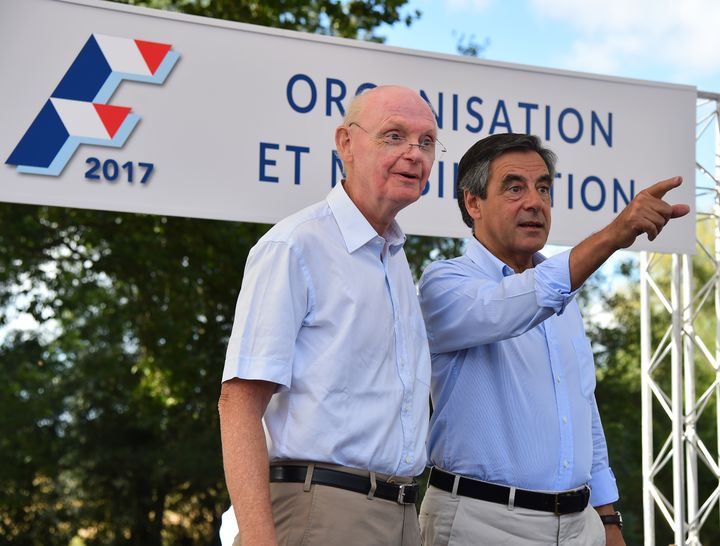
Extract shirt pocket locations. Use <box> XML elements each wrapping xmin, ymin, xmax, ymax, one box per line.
<box><xmin>571</xmin><ymin>336</ymin><xmax>596</xmax><ymax>400</ymax></box>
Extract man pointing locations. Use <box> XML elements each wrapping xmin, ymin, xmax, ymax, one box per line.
<box><xmin>419</xmin><ymin>133</ymin><xmax>689</xmax><ymax>546</ymax></box>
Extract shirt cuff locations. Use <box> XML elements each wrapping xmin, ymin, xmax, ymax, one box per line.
<box><xmin>533</xmin><ymin>249</ymin><xmax>577</xmax><ymax>314</ymax></box>
<box><xmin>221</xmin><ymin>355</ymin><xmax>291</xmax><ymax>391</ymax></box>
<box><xmin>588</xmin><ymin>466</ymin><xmax>620</xmax><ymax>507</ymax></box>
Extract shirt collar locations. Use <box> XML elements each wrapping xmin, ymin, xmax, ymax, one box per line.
<box><xmin>465</xmin><ymin>236</ymin><xmax>546</xmax><ymax>278</ymax></box>
<box><xmin>327</xmin><ymin>182</ymin><xmax>407</xmax><ymax>254</ymax></box>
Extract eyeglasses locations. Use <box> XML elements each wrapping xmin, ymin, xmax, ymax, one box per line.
<box><xmin>348</xmin><ymin>122</ymin><xmax>447</xmax><ymax>155</ymax></box>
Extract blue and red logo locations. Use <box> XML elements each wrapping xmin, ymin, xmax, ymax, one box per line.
<box><xmin>6</xmin><ymin>34</ymin><xmax>179</xmax><ymax>176</ymax></box>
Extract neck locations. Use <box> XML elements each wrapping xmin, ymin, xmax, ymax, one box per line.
<box><xmin>343</xmin><ymin>180</ymin><xmax>396</xmax><ymax>236</ymax></box>
<box><xmin>473</xmin><ymin>234</ymin><xmax>534</xmax><ymax>273</ymax></box>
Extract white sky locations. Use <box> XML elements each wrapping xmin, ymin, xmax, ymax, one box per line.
<box><xmin>381</xmin><ymin>0</ymin><xmax>720</xmax><ymax>92</ymax></box>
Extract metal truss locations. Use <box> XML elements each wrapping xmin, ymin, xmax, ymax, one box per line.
<box><xmin>641</xmin><ymin>91</ymin><xmax>720</xmax><ymax>545</ymax></box>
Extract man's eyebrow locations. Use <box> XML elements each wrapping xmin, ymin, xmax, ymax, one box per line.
<box><xmin>500</xmin><ymin>174</ymin><xmax>527</xmax><ymax>187</ymax></box>
<box><xmin>378</xmin><ymin>118</ymin><xmax>437</xmax><ymax>135</ymax></box>
<box><xmin>538</xmin><ymin>174</ymin><xmax>553</xmax><ymax>185</ymax></box>
<box><xmin>375</xmin><ymin>123</ymin><xmax>405</xmax><ymax>135</ymax></box>
<box><xmin>500</xmin><ymin>173</ymin><xmax>553</xmax><ymax>188</ymax></box>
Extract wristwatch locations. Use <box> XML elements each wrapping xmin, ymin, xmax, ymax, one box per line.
<box><xmin>599</xmin><ymin>511</ymin><xmax>623</xmax><ymax>529</ymax></box>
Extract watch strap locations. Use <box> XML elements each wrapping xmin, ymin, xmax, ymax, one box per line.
<box><xmin>599</xmin><ymin>511</ymin><xmax>623</xmax><ymax>529</ymax></box>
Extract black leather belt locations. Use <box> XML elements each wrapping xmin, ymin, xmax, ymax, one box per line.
<box><xmin>429</xmin><ymin>467</ymin><xmax>590</xmax><ymax>515</ymax></box>
<box><xmin>270</xmin><ymin>465</ymin><xmax>418</xmax><ymax>505</ymax></box>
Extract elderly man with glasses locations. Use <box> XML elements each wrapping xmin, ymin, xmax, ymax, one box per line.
<box><xmin>218</xmin><ymin>85</ymin><xmax>442</xmax><ymax>546</ymax></box>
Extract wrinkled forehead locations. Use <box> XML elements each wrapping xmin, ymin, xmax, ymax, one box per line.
<box><xmin>359</xmin><ymin>90</ymin><xmax>437</xmax><ymax>132</ymax></box>
<box><xmin>489</xmin><ymin>150</ymin><xmax>550</xmax><ymax>182</ymax></box>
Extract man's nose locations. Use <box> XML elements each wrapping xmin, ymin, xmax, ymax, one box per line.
<box><xmin>402</xmin><ymin>143</ymin><xmax>427</xmax><ymax>161</ymax></box>
<box><xmin>524</xmin><ymin>188</ymin><xmax>544</xmax><ymax>211</ymax></box>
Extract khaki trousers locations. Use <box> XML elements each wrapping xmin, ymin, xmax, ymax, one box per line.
<box><xmin>233</xmin><ymin>463</ymin><xmax>421</xmax><ymax>546</ymax></box>
<box><xmin>419</xmin><ymin>484</ymin><xmax>606</xmax><ymax>546</ymax></box>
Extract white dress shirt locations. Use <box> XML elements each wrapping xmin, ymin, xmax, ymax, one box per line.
<box><xmin>223</xmin><ymin>181</ymin><xmax>431</xmax><ymax>476</ymax></box>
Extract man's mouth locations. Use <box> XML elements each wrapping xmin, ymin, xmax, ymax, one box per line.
<box><xmin>518</xmin><ymin>221</ymin><xmax>544</xmax><ymax>229</ymax></box>
<box><xmin>395</xmin><ymin>171</ymin><xmax>420</xmax><ymax>181</ymax></box>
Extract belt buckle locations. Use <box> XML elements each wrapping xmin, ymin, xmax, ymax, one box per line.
<box><xmin>554</xmin><ymin>487</ymin><xmax>587</xmax><ymax>515</ymax></box>
<box><xmin>397</xmin><ymin>484</ymin><xmax>409</xmax><ymax>504</ymax></box>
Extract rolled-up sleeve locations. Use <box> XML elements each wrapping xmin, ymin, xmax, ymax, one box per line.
<box><xmin>588</xmin><ymin>395</ymin><xmax>620</xmax><ymax>506</ymax></box>
<box><xmin>419</xmin><ymin>249</ymin><xmax>577</xmax><ymax>353</ymax></box>
<box><xmin>533</xmin><ymin>249</ymin><xmax>576</xmax><ymax>314</ymax></box>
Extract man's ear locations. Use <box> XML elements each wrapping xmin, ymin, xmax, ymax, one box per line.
<box><xmin>335</xmin><ymin>125</ymin><xmax>353</xmax><ymax>163</ymax></box>
<box><xmin>464</xmin><ymin>190</ymin><xmax>483</xmax><ymax>222</ymax></box>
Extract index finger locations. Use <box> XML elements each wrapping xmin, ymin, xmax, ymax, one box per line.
<box><xmin>645</xmin><ymin>176</ymin><xmax>682</xmax><ymax>199</ymax></box>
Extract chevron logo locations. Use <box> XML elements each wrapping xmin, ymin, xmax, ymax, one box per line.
<box><xmin>6</xmin><ymin>34</ymin><xmax>180</xmax><ymax>176</ymax></box>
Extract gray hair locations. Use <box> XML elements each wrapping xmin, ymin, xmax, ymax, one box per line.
<box><xmin>456</xmin><ymin>133</ymin><xmax>557</xmax><ymax>229</ymax></box>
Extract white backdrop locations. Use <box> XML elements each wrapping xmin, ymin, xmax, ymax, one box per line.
<box><xmin>1</xmin><ymin>0</ymin><xmax>697</xmax><ymax>253</ymax></box>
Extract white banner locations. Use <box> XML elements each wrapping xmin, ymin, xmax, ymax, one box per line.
<box><xmin>1</xmin><ymin>0</ymin><xmax>696</xmax><ymax>253</ymax></box>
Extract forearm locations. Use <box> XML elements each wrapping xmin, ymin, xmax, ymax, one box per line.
<box><xmin>595</xmin><ymin>503</ymin><xmax>625</xmax><ymax>546</ymax></box>
<box><xmin>568</xmin><ymin>226</ymin><xmax>618</xmax><ymax>291</ymax></box>
<box><xmin>219</xmin><ymin>378</ymin><xmax>278</xmax><ymax>546</ymax></box>
<box><xmin>420</xmin><ymin>265</ymin><xmax>561</xmax><ymax>352</ymax></box>
<box><xmin>594</xmin><ymin>503</ymin><xmax>615</xmax><ymax>516</ymax></box>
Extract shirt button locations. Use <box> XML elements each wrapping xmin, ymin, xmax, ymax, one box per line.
<box><xmin>562</xmin><ymin>416</ymin><xmax>568</xmax><ymax>424</ymax></box>
<box><xmin>563</xmin><ymin>460</ymin><xmax>569</xmax><ymax>469</ymax></box>
<box><xmin>405</xmin><ymin>455</ymin><xmax>413</xmax><ymax>464</ymax></box>
<box><xmin>556</xmin><ymin>378</ymin><xmax>561</xmax><ymax>384</ymax></box>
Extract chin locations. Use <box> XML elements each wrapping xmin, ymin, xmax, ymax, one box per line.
<box><xmin>392</xmin><ymin>188</ymin><xmax>423</xmax><ymax>205</ymax></box>
<box><xmin>516</xmin><ymin>239</ymin><xmax>546</xmax><ymax>255</ymax></box>
<box><xmin>525</xmin><ymin>243</ymin><xmax>547</xmax><ymax>255</ymax></box>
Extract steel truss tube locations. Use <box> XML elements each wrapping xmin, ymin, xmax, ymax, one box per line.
<box><xmin>641</xmin><ymin>251</ymin><xmax>655</xmax><ymax>545</ymax></box>
<box><xmin>671</xmin><ymin>254</ymin><xmax>687</xmax><ymax>545</ymax></box>
<box><xmin>642</xmin><ymin>93</ymin><xmax>719</xmax><ymax>545</ymax></box>
<box><xmin>684</xmin><ymin>253</ymin><xmax>699</xmax><ymax>545</ymax></box>
<box><xmin>714</xmin><ymin>98</ymin><xmax>720</xmax><ymax>544</ymax></box>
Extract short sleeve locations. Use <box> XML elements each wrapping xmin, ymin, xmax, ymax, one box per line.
<box><xmin>222</xmin><ymin>240</ymin><xmax>312</xmax><ymax>389</ymax></box>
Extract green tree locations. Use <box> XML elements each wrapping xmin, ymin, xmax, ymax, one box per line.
<box><xmin>0</xmin><ymin>207</ymin><xmax>271</xmax><ymax>545</ymax></box>
<box><xmin>582</xmin><ymin>260</ymin><xmax>649</xmax><ymax>546</ymax></box>
<box><xmin>454</xmin><ymin>32</ymin><xmax>489</xmax><ymax>58</ymax></box>
<box><xmin>111</xmin><ymin>0</ymin><xmax>420</xmax><ymax>39</ymax></box>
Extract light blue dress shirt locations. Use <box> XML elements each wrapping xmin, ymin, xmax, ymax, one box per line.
<box><xmin>419</xmin><ymin>238</ymin><xmax>619</xmax><ymax>506</ymax></box>
<box><xmin>223</xmin><ymin>182</ymin><xmax>431</xmax><ymax>477</ymax></box>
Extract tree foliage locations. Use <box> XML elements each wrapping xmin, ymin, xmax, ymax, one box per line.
<box><xmin>111</xmin><ymin>0</ymin><xmax>419</xmax><ymax>40</ymax></box>
<box><xmin>454</xmin><ymin>32</ymin><xmax>489</xmax><ymax>58</ymax></box>
<box><xmin>0</xmin><ymin>205</ymin><xmax>271</xmax><ymax>545</ymax></box>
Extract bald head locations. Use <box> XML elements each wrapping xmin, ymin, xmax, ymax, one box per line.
<box><xmin>334</xmin><ymin>85</ymin><xmax>439</xmax><ymax>235</ymax></box>
<box><xmin>343</xmin><ymin>85</ymin><xmax>436</xmax><ymax>128</ymax></box>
